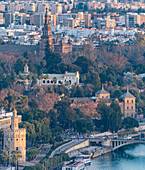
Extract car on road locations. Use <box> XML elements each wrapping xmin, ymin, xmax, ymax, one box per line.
<box><xmin>134</xmin><ymin>137</ymin><xmax>141</xmax><ymax>140</ymax></box>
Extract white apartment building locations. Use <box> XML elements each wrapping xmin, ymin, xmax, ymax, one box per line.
<box><xmin>51</xmin><ymin>3</ymin><xmax>62</xmax><ymax>14</ymax></box>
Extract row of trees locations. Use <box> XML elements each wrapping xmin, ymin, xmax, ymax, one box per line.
<box><xmin>26</xmin><ymin>148</ymin><xmax>40</xmax><ymax>161</ymax></box>
<box><xmin>94</xmin><ymin>101</ymin><xmax>139</xmax><ymax>132</ymax></box>
<box><xmin>0</xmin><ymin>148</ymin><xmax>22</xmax><ymax>170</ymax></box>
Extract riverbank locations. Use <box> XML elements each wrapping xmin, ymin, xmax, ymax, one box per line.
<box><xmin>91</xmin><ymin>147</ymin><xmax>112</xmax><ymax>158</ymax></box>
<box><xmin>89</xmin><ymin>144</ymin><xmax>145</xmax><ymax>170</ymax></box>
<box><xmin>68</xmin><ymin>145</ymin><xmax>112</xmax><ymax>159</ymax></box>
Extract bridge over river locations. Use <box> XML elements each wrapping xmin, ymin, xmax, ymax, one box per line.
<box><xmin>110</xmin><ymin>139</ymin><xmax>145</xmax><ymax>150</ymax></box>
<box><xmin>51</xmin><ymin>138</ymin><xmax>145</xmax><ymax>158</ymax></box>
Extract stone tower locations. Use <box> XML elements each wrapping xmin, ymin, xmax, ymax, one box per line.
<box><xmin>120</xmin><ymin>89</ymin><xmax>136</xmax><ymax>118</ymax></box>
<box><xmin>24</xmin><ymin>64</ymin><xmax>29</xmax><ymax>74</ymax></box>
<box><xmin>4</xmin><ymin>109</ymin><xmax>26</xmax><ymax>163</ymax></box>
<box><xmin>40</xmin><ymin>8</ymin><xmax>54</xmax><ymax>58</ymax></box>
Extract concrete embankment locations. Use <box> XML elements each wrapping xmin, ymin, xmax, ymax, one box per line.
<box><xmin>91</xmin><ymin>147</ymin><xmax>112</xmax><ymax>158</ymax></box>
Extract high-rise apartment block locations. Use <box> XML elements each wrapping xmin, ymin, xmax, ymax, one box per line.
<box><xmin>125</xmin><ymin>13</ymin><xmax>140</xmax><ymax>27</ymax></box>
<box><xmin>51</xmin><ymin>3</ymin><xmax>62</xmax><ymax>14</ymax></box>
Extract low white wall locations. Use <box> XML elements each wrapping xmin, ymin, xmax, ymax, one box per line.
<box><xmin>65</xmin><ymin>140</ymin><xmax>89</xmax><ymax>153</ymax></box>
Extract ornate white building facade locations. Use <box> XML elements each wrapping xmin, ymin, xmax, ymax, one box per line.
<box><xmin>37</xmin><ymin>71</ymin><xmax>79</xmax><ymax>86</ymax></box>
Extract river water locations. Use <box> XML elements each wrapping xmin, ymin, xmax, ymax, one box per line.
<box><xmin>88</xmin><ymin>144</ymin><xmax>145</xmax><ymax>170</ymax></box>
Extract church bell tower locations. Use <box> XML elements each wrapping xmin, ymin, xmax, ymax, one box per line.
<box><xmin>40</xmin><ymin>8</ymin><xmax>54</xmax><ymax>57</ymax></box>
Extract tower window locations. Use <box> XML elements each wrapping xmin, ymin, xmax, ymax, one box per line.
<box><xmin>127</xmin><ymin>100</ymin><xmax>129</xmax><ymax>103</ymax></box>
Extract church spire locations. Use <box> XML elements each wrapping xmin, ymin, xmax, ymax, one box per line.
<box><xmin>45</xmin><ymin>8</ymin><xmax>49</xmax><ymax>25</ymax></box>
<box><xmin>102</xmin><ymin>84</ymin><xmax>104</xmax><ymax>90</ymax></box>
<box><xmin>127</xmin><ymin>85</ymin><xmax>129</xmax><ymax>92</ymax></box>
<box><xmin>42</xmin><ymin>7</ymin><xmax>52</xmax><ymax>37</ymax></box>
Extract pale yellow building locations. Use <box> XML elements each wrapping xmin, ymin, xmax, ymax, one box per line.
<box><xmin>95</xmin><ymin>87</ymin><xmax>110</xmax><ymax>99</ymax></box>
<box><xmin>120</xmin><ymin>90</ymin><xmax>136</xmax><ymax>118</ymax></box>
<box><xmin>4</xmin><ymin>109</ymin><xmax>26</xmax><ymax>163</ymax></box>
<box><xmin>95</xmin><ymin>87</ymin><xmax>136</xmax><ymax>118</ymax></box>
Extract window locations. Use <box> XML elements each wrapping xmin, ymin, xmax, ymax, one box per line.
<box><xmin>51</xmin><ymin>80</ymin><xmax>53</xmax><ymax>84</ymax></box>
<box><xmin>127</xmin><ymin>100</ymin><xmax>129</xmax><ymax>103</ymax></box>
<box><xmin>16</xmin><ymin>147</ymin><xmax>18</xmax><ymax>150</ymax></box>
<box><xmin>69</xmin><ymin>80</ymin><xmax>71</xmax><ymax>84</ymax></box>
<box><xmin>16</xmin><ymin>139</ymin><xmax>18</xmax><ymax>141</ymax></box>
<box><xmin>132</xmin><ymin>100</ymin><xmax>133</xmax><ymax>103</ymax></box>
<box><xmin>102</xmin><ymin>96</ymin><xmax>104</xmax><ymax>99</ymax></box>
<box><xmin>47</xmin><ymin>80</ymin><xmax>49</xmax><ymax>84</ymax></box>
<box><xmin>58</xmin><ymin>81</ymin><xmax>61</xmax><ymax>84</ymax></box>
<box><xmin>43</xmin><ymin>80</ymin><xmax>45</xmax><ymax>84</ymax></box>
<box><xmin>131</xmin><ymin>106</ymin><xmax>133</xmax><ymax>110</ymax></box>
<box><xmin>127</xmin><ymin>107</ymin><xmax>129</xmax><ymax>110</ymax></box>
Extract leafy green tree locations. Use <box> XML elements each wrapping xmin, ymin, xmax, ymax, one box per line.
<box><xmin>110</xmin><ymin>101</ymin><xmax>122</xmax><ymax>132</ymax></box>
<box><xmin>74</xmin><ymin>119</ymin><xmax>94</xmax><ymax>133</ymax></box>
<box><xmin>86</xmin><ymin>71</ymin><xmax>101</xmax><ymax>91</ymax></box>
<box><xmin>122</xmin><ymin>117</ymin><xmax>139</xmax><ymax>129</ymax></box>
<box><xmin>49</xmin><ymin>109</ymin><xmax>58</xmax><ymax>129</ymax></box>
<box><xmin>97</xmin><ymin>101</ymin><xmax>122</xmax><ymax>132</ymax></box>
<box><xmin>14</xmin><ymin>58</ymin><xmax>25</xmax><ymax>74</ymax></box>
<box><xmin>43</xmin><ymin>41</ymin><xmax>62</xmax><ymax>73</ymax></box>
<box><xmin>30</xmin><ymin>120</ymin><xmax>42</xmax><ymax>141</ymax></box>
<box><xmin>28</xmin><ymin>98</ymin><xmax>39</xmax><ymax>110</ymax></box>
<box><xmin>97</xmin><ymin>102</ymin><xmax>112</xmax><ymax>132</ymax></box>
<box><xmin>73</xmin><ymin>56</ymin><xmax>92</xmax><ymax>73</ymax></box>
<box><xmin>19</xmin><ymin>122</ymin><xmax>36</xmax><ymax>145</ymax></box>
<box><xmin>26</xmin><ymin>148</ymin><xmax>40</xmax><ymax>161</ymax></box>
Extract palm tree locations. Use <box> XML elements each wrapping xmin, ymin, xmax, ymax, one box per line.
<box><xmin>11</xmin><ymin>150</ymin><xmax>22</xmax><ymax>170</ymax></box>
<box><xmin>6</xmin><ymin>147</ymin><xmax>10</xmax><ymax>167</ymax></box>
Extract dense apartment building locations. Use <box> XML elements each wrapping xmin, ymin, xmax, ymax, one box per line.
<box><xmin>125</xmin><ymin>13</ymin><xmax>140</xmax><ymax>27</ymax></box>
<box><xmin>5</xmin><ymin>12</ymin><xmax>26</xmax><ymax>27</ymax></box>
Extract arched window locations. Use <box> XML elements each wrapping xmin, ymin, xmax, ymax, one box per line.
<box><xmin>47</xmin><ymin>80</ymin><xmax>49</xmax><ymax>84</ymax></box>
<box><xmin>43</xmin><ymin>80</ymin><xmax>45</xmax><ymax>84</ymax></box>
